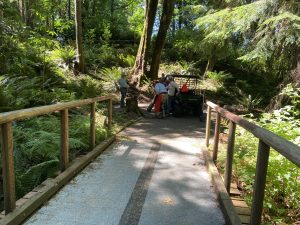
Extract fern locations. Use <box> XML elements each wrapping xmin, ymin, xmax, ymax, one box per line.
<box><xmin>100</xmin><ymin>67</ymin><xmax>122</xmax><ymax>81</ymax></box>
<box><xmin>16</xmin><ymin>160</ymin><xmax>59</xmax><ymax>198</ymax></box>
<box><xmin>118</xmin><ymin>54</ymin><xmax>135</xmax><ymax>67</ymax></box>
<box><xmin>51</xmin><ymin>45</ymin><xmax>76</xmax><ymax>66</ymax></box>
<box><xmin>238</xmin><ymin>12</ymin><xmax>300</xmax><ymax>69</ymax></box>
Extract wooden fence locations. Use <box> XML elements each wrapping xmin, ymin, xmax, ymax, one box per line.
<box><xmin>0</xmin><ymin>96</ymin><xmax>113</xmax><ymax>215</ymax></box>
<box><xmin>205</xmin><ymin>101</ymin><xmax>300</xmax><ymax>225</ymax></box>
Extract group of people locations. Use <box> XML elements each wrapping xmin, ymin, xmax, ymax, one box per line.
<box><xmin>117</xmin><ymin>72</ymin><xmax>187</xmax><ymax>118</ymax></box>
<box><xmin>151</xmin><ymin>74</ymin><xmax>180</xmax><ymax>118</ymax></box>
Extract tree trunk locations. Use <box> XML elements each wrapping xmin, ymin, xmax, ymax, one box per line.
<box><xmin>204</xmin><ymin>46</ymin><xmax>217</xmax><ymax>77</ymax></box>
<box><xmin>172</xmin><ymin>16</ymin><xmax>176</xmax><ymax>36</ymax></box>
<box><xmin>68</xmin><ymin>0</ymin><xmax>71</xmax><ymax>20</ymax></box>
<box><xmin>25</xmin><ymin>0</ymin><xmax>35</xmax><ymax>27</ymax></box>
<box><xmin>178</xmin><ymin>0</ymin><xmax>183</xmax><ymax>29</ymax></box>
<box><xmin>18</xmin><ymin>0</ymin><xmax>25</xmax><ymax>21</ymax></box>
<box><xmin>131</xmin><ymin>0</ymin><xmax>158</xmax><ymax>87</ymax></box>
<box><xmin>92</xmin><ymin>0</ymin><xmax>96</xmax><ymax>16</ymax></box>
<box><xmin>149</xmin><ymin>0</ymin><xmax>175</xmax><ymax>80</ymax></box>
<box><xmin>75</xmin><ymin>0</ymin><xmax>85</xmax><ymax>73</ymax></box>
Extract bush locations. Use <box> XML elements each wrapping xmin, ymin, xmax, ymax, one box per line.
<box><xmin>217</xmin><ymin>84</ymin><xmax>300</xmax><ymax>224</ymax></box>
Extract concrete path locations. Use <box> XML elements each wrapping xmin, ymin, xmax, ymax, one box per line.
<box><xmin>24</xmin><ymin>111</ymin><xmax>225</xmax><ymax>225</ymax></box>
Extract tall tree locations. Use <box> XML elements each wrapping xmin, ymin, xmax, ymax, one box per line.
<box><xmin>149</xmin><ymin>0</ymin><xmax>175</xmax><ymax>80</ymax></box>
<box><xmin>131</xmin><ymin>0</ymin><xmax>158</xmax><ymax>86</ymax></box>
<box><xmin>68</xmin><ymin>0</ymin><xmax>71</xmax><ymax>20</ymax></box>
<box><xmin>75</xmin><ymin>0</ymin><xmax>85</xmax><ymax>73</ymax></box>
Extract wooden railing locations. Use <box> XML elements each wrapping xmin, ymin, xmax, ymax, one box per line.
<box><xmin>205</xmin><ymin>101</ymin><xmax>300</xmax><ymax>225</ymax></box>
<box><xmin>0</xmin><ymin>95</ymin><xmax>113</xmax><ymax>214</ymax></box>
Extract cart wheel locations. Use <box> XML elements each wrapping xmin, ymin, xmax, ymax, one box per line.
<box><xmin>173</xmin><ymin>104</ymin><xmax>183</xmax><ymax>117</ymax></box>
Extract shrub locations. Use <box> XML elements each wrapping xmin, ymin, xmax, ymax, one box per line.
<box><xmin>218</xmin><ymin>84</ymin><xmax>300</xmax><ymax>224</ymax></box>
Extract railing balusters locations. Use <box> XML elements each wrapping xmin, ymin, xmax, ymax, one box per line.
<box><xmin>212</xmin><ymin>112</ymin><xmax>221</xmax><ymax>161</ymax></box>
<box><xmin>60</xmin><ymin>109</ymin><xmax>69</xmax><ymax>171</ymax></box>
<box><xmin>1</xmin><ymin>122</ymin><xmax>16</xmax><ymax>214</ymax></box>
<box><xmin>224</xmin><ymin>121</ymin><xmax>236</xmax><ymax>193</ymax></box>
<box><xmin>0</xmin><ymin>96</ymin><xmax>114</xmax><ymax>219</ymax></box>
<box><xmin>90</xmin><ymin>102</ymin><xmax>96</xmax><ymax>150</ymax></box>
<box><xmin>108</xmin><ymin>99</ymin><xmax>112</xmax><ymax>129</ymax></box>
<box><xmin>250</xmin><ymin>140</ymin><xmax>270</xmax><ymax>225</ymax></box>
<box><xmin>205</xmin><ymin>106</ymin><xmax>212</xmax><ymax>147</ymax></box>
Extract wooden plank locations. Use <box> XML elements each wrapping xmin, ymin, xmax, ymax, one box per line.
<box><xmin>0</xmin><ymin>95</ymin><xmax>113</xmax><ymax>124</ymax></box>
<box><xmin>202</xmin><ymin>148</ymin><xmax>242</xmax><ymax>225</ymax></box>
<box><xmin>205</xmin><ymin>106</ymin><xmax>212</xmax><ymax>147</ymax></box>
<box><xmin>90</xmin><ymin>102</ymin><xmax>96</xmax><ymax>150</ymax></box>
<box><xmin>235</xmin><ymin>206</ymin><xmax>251</xmax><ymax>215</ymax></box>
<box><xmin>23</xmin><ymin>192</ymin><xmax>38</xmax><ymax>199</ymax></box>
<box><xmin>1</xmin><ymin>123</ymin><xmax>16</xmax><ymax>214</ymax></box>
<box><xmin>239</xmin><ymin>215</ymin><xmax>250</xmax><ymax>224</ymax></box>
<box><xmin>250</xmin><ymin>140</ymin><xmax>270</xmax><ymax>225</ymax></box>
<box><xmin>224</xmin><ymin>122</ymin><xmax>236</xmax><ymax>193</ymax></box>
<box><xmin>0</xmin><ymin>136</ymin><xmax>116</xmax><ymax>225</ymax></box>
<box><xmin>230</xmin><ymin>182</ymin><xmax>241</xmax><ymax>196</ymax></box>
<box><xmin>16</xmin><ymin>198</ymin><xmax>27</xmax><ymax>208</ymax></box>
<box><xmin>212</xmin><ymin>112</ymin><xmax>221</xmax><ymax>161</ymax></box>
<box><xmin>230</xmin><ymin>187</ymin><xmax>241</xmax><ymax>196</ymax></box>
<box><xmin>60</xmin><ymin>110</ymin><xmax>69</xmax><ymax>171</ymax></box>
<box><xmin>206</xmin><ymin>101</ymin><xmax>300</xmax><ymax>167</ymax></box>
<box><xmin>231</xmin><ymin>198</ymin><xmax>249</xmax><ymax>208</ymax></box>
<box><xmin>108</xmin><ymin>99</ymin><xmax>112</xmax><ymax>129</ymax></box>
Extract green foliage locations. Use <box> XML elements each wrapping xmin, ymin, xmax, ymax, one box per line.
<box><xmin>128</xmin><ymin>6</ymin><xmax>144</xmax><ymax>35</ymax></box>
<box><xmin>118</xmin><ymin>54</ymin><xmax>135</xmax><ymax>67</ymax></box>
<box><xmin>218</xmin><ymin>84</ymin><xmax>300</xmax><ymax>223</ymax></box>
<box><xmin>66</xmin><ymin>75</ymin><xmax>103</xmax><ymax>99</ymax></box>
<box><xmin>207</xmin><ymin>71</ymin><xmax>232</xmax><ymax>82</ymax></box>
<box><xmin>9</xmin><ymin>111</ymin><xmax>109</xmax><ymax>199</ymax></box>
<box><xmin>51</xmin><ymin>45</ymin><xmax>76</xmax><ymax>66</ymax></box>
<box><xmin>99</xmin><ymin>67</ymin><xmax>122</xmax><ymax>92</ymax></box>
<box><xmin>165</xmin><ymin>28</ymin><xmax>204</xmax><ymax>62</ymax></box>
<box><xmin>100</xmin><ymin>67</ymin><xmax>122</xmax><ymax>81</ymax></box>
<box><xmin>196</xmin><ymin>1</ymin><xmax>268</xmax><ymax>48</ymax></box>
<box><xmin>16</xmin><ymin>160</ymin><xmax>59</xmax><ymax>196</ymax></box>
<box><xmin>239</xmin><ymin>12</ymin><xmax>300</xmax><ymax>77</ymax></box>
<box><xmin>160</xmin><ymin>61</ymin><xmax>202</xmax><ymax>75</ymax></box>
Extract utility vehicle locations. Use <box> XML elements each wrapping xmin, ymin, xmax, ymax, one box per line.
<box><xmin>170</xmin><ymin>74</ymin><xmax>204</xmax><ymax>119</ymax></box>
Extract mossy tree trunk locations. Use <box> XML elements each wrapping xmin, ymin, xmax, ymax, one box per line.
<box><xmin>149</xmin><ymin>0</ymin><xmax>175</xmax><ymax>80</ymax></box>
<box><xmin>131</xmin><ymin>0</ymin><xmax>158</xmax><ymax>87</ymax></box>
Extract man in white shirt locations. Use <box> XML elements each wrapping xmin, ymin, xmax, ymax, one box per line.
<box><xmin>166</xmin><ymin>76</ymin><xmax>179</xmax><ymax>115</ymax></box>
<box><xmin>154</xmin><ymin>79</ymin><xmax>168</xmax><ymax>118</ymax></box>
<box><xmin>117</xmin><ymin>73</ymin><xmax>129</xmax><ymax>108</ymax></box>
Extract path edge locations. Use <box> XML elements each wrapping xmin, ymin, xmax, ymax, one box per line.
<box><xmin>202</xmin><ymin>146</ymin><xmax>242</xmax><ymax>225</ymax></box>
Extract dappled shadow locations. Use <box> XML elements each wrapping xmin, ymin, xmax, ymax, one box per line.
<box><xmin>24</xmin><ymin>111</ymin><xmax>225</xmax><ymax>225</ymax></box>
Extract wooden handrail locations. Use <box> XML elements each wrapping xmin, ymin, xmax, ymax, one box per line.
<box><xmin>0</xmin><ymin>96</ymin><xmax>112</xmax><ymax>124</ymax></box>
<box><xmin>0</xmin><ymin>95</ymin><xmax>114</xmax><ymax>215</ymax></box>
<box><xmin>206</xmin><ymin>101</ymin><xmax>300</xmax><ymax>167</ymax></box>
<box><xmin>205</xmin><ymin>101</ymin><xmax>300</xmax><ymax>225</ymax></box>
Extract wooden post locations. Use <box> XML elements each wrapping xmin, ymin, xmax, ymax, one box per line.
<box><xmin>224</xmin><ymin>121</ymin><xmax>236</xmax><ymax>193</ymax></box>
<box><xmin>1</xmin><ymin>123</ymin><xmax>16</xmax><ymax>214</ymax></box>
<box><xmin>250</xmin><ymin>140</ymin><xmax>270</xmax><ymax>225</ymax></box>
<box><xmin>212</xmin><ymin>112</ymin><xmax>221</xmax><ymax>161</ymax></box>
<box><xmin>108</xmin><ymin>98</ymin><xmax>112</xmax><ymax>129</ymax></box>
<box><xmin>60</xmin><ymin>109</ymin><xmax>69</xmax><ymax>171</ymax></box>
<box><xmin>90</xmin><ymin>102</ymin><xmax>96</xmax><ymax>150</ymax></box>
<box><xmin>205</xmin><ymin>106</ymin><xmax>211</xmax><ymax>147</ymax></box>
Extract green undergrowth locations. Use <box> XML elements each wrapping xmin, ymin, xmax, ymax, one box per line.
<box><xmin>0</xmin><ymin>104</ymin><xmax>137</xmax><ymax>207</ymax></box>
<box><xmin>213</xmin><ymin>84</ymin><xmax>300</xmax><ymax>224</ymax></box>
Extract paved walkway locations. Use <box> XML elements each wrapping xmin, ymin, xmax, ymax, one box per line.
<box><xmin>24</xmin><ymin>112</ymin><xmax>225</xmax><ymax>225</ymax></box>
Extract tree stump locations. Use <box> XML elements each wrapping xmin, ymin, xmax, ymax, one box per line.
<box><xmin>125</xmin><ymin>89</ymin><xmax>144</xmax><ymax>116</ymax></box>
